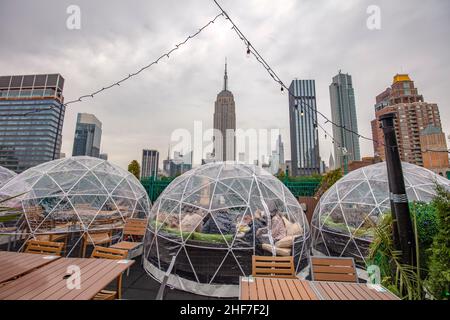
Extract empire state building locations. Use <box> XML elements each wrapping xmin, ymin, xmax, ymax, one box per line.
<box><xmin>213</xmin><ymin>60</ymin><xmax>236</xmax><ymax>161</ymax></box>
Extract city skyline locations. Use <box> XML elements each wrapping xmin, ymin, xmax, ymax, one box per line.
<box><xmin>0</xmin><ymin>0</ymin><xmax>449</xmax><ymax>171</ymax></box>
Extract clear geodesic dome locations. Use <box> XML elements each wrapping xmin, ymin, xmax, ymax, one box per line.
<box><xmin>0</xmin><ymin>156</ymin><xmax>150</xmax><ymax>256</ymax></box>
<box><xmin>311</xmin><ymin>162</ymin><xmax>450</xmax><ymax>266</ymax></box>
<box><xmin>0</xmin><ymin>166</ymin><xmax>16</xmax><ymax>188</ymax></box>
<box><xmin>144</xmin><ymin>162</ymin><xmax>310</xmax><ymax>297</ymax></box>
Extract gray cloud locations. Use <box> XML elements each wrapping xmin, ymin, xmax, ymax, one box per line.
<box><xmin>1</xmin><ymin>0</ymin><xmax>449</xmax><ymax>169</ymax></box>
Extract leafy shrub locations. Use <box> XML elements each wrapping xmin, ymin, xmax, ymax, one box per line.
<box><xmin>314</xmin><ymin>169</ymin><xmax>342</xmax><ymax>198</ymax></box>
<box><xmin>425</xmin><ymin>186</ymin><xmax>450</xmax><ymax>300</ymax></box>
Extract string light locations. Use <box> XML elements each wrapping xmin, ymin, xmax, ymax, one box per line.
<box><xmin>20</xmin><ymin>1</ymin><xmax>450</xmax><ymax>156</ymax></box>
<box><xmin>23</xmin><ymin>12</ymin><xmax>225</xmax><ymax>116</ymax></box>
<box><xmin>211</xmin><ymin>0</ymin><xmax>450</xmax><ymax>155</ymax></box>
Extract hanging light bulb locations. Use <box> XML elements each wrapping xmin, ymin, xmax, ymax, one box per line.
<box><xmin>300</xmin><ymin>107</ymin><xmax>304</xmax><ymax>117</ymax></box>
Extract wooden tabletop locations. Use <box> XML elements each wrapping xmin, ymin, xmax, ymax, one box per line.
<box><xmin>240</xmin><ymin>277</ymin><xmax>319</xmax><ymax>300</ymax></box>
<box><xmin>312</xmin><ymin>281</ymin><xmax>400</xmax><ymax>300</ymax></box>
<box><xmin>0</xmin><ymin>251</ymin><xmax>61</xmax><ymax>285</ymax></box>
<box><xmin>240</xmin><ymin>277</ymin><xmax>400</xmax><ymax>301</ymax></box>
<box><xmin>0</xmin><ymin>257</ymin><xmax>134</xmax><ymax>300</ymax></box>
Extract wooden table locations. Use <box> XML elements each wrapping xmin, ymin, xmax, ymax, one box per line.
<box><xmin>0</xmin><ymin>257</ymin><xmax>134</xmax><ymax>300</ymax></box>
<box><xmin>0</xmin><ymin>251</ymin><xmax>60</xmax><ymax>285</ymax></box>
<box><xmin>240</xmin><ymin>277</ymin><xmax>319</xmax><ymax>300</ymax></box>
<box><xmin>239</xmin><ymin>277</ymin><xmax>400</xmax><ymax>301</ymax></box>
<box><xmin>312</xmin><ymin>281</ymin><xmax>400</xmax><ymax>300</ymax></box>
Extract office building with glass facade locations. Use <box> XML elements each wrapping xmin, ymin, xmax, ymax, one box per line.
<box><xmin>329</xmin><ymin>72</ymin><xmax>361</xmax><ymax>170</ymax></box>
<box><xmin>289</xmin><ymin>79</ymin><xmax>321</xmax><ymax>176</ymax></box>
<box><xmin>0</xmin><ymin>74</ymin><xmax>65</xmax><ymax>173</ymax></box>
<box><xmin>141</xmin><ymin>149</ymin><xmax>159</xmax><ymax>179</ymax></box>
<box><xmin>72</xmin><ymin>113</ymin><xmax>102</xmax><ymax>158</ymax></box>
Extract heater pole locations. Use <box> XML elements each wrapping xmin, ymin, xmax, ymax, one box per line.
<box><xmin>379</xmin><ymin>112</ymin><xmax>416</xmax><ymax>266</ymax></box>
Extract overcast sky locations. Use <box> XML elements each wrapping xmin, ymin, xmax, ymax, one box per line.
<box><xmin>1</xmin><ymin>0</ymin><xmax>449</xmax><ymax>170</ymax></box>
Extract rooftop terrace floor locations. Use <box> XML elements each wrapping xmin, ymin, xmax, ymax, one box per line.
<box><xmin>121</xmin><ymin>256</ymin><xmax>228</xmax><ymax>300</ymax></box>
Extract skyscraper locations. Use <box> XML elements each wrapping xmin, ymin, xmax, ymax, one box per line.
<box><xmin>72</xmin><ymin>113</ymin><xmax>102</xmax><ymax>158</ymax></box>
<box><xmin>0</xmin><ymin>74</ymin><xmax>65</xmax><ymax>173</ymax></box>
<box><xmin>329</xmin><ymin>72</ymin><xmax>361</xmax><ymax>169</ymax></box>
<box><xmin>420</xmin><ymin>125</ymin><xmax>449</xmax><ymax>175</ymax></box>
<box><xmin>371</xmin><ymin>74</ymin><xmax>448</xmax><ymax>174</ymax></box>
<box><xmin>289</xmin><ymin>79</ymin><xmax>320</xmax><ymax>176</ymax></box>
<box><xmin>270</xmin><ymin>135</ymin><xmax>285</xmax><ymax>175</ymax></box>
<box><xmin>213</xmin><ymin>60</ymin><xmax>236</xmax><ymax>162</ymax></box>
<box><xmin>141</xmin><ymin>149</ymin><xmax>159</xmax><ymax>179</ymax></box>
<box><xmin>277</xmin><ymin>134</ymin><xmax>285</xmax><ymax>165</ymax></box>
<box><xmin>329</xmin><ymin>152</ymin><xmax>335</xmax><ymax>171</ymax></box>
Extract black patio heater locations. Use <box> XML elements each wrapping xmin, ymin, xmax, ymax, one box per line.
<box><xmin>379</xmin><ymin>112</ymin><xmax>416</xmax><ymax>266</ymax></box>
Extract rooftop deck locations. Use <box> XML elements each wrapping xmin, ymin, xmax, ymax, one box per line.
<box><xmin>120</xmin><ymin>257</ymin><xmax>227</xmax><ymax>300</ymax></box>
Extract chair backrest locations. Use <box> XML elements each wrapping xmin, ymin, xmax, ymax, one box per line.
<box><xmin>123</xmin><ymin>218</ymin><xmax>147</xmax><ymax>237</ymax></box>
<box><xmin>252</xmin><ymin>255</ymin><xmax>296</xmax><ymax>279</ymax></box>
<box><xmin>25</xmin><ymin>240</ymin><xmax>64</xmax><ymax>256</ymax></box>
<box><xmin>310</xmin><ymin>256</ymin><xmax>358</xmax><ymax>283</ymax></box>
<box><xmin>91</xmin><ymin>246</ymin><xmax>128</xmax><ymax>260</ymax></box>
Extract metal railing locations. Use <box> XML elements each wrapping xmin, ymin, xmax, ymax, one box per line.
<box><xmin>141</xmin><ymin>176</ymin><xmax>322</xmax><ymax>202</ymax></box>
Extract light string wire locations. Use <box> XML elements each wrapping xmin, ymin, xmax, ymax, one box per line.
<box><xmin>20</xmin><ymin>3</ymin><xmax>450</xmax><ymax>156</ymax></box>
<box><xmin>23</xmin><ymin>12</ymin><xmax>225</xmax><ymax>116</ymax></box>
<box><xmin>212</xmin><ymin>0</ymin><xmax>450</xmax><ymax>155</ymax></box>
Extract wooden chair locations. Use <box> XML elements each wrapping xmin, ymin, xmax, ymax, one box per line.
<box><xmin>26</xmin><ymin>206</ymin><xmax>69</xmax><ymax>252</ymax></box>
<box><xmin>25</xmin><ymin>240</ymin><xmax>64</xmax><ymax>256</ymax></box>
<box><xmin>81</xmin><ymin>230</ymin><xmax>113</xmax><ymax>258</ymax></box>
<box><xmin>252</xmin><ymin>255</ymin><xmax>297</xmax><ymax>279</ymax></box>
<box><xmin>90</xmin><ymin>246</ymin><xmax>128</xmax><ymax>300</ymax></box>
<box><xmin>110</xmin><ymin>218</ymin><xmax>147</xmax><ymax>257</ymax></box>
<box><xmin>310</xmin><ymin>256</ymin><xmax>358</xmax><ymax>283</ymax></box>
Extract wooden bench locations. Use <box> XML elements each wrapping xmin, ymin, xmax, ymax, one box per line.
<box><xmin>252</xmin><ymin>255</ymin><xmax>296</xmax><ymax>279</ymax></box>
<box><xmin>24</xmin><ymin>240</ymin><xmax>64</xmax><ymax>256</ymax></box>
<box><xmin>310</xmin><ymin>256</ymin><xmax>358</xmax><ymax>283</ymax></box>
